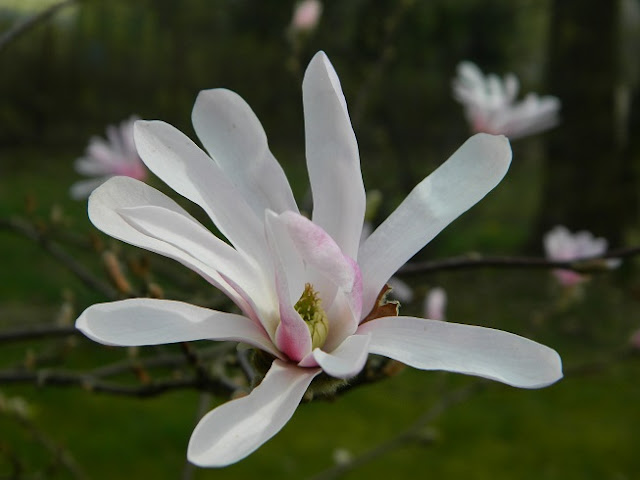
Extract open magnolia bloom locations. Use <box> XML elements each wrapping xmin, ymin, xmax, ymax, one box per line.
<box><xmin>76</xmin><ymin>52</ymin><xmax>562</xmax><ymax>467</ymax></box>
<box><xmin>70</xmin><ymin>116</ymin><xmax>147</xmax><ymax>199</ymax></box>
<box><xmin>453</xmin><ymin>61</ymin><xmax>560</xmax><ymax>140</ymax></box>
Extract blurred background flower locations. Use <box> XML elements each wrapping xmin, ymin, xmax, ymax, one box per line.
<box><xmin>452</xmin><ymin>61</ymin><xmax>560</xmax><ymax>139</ymax></box>
<box><xmin>70</xmin><ymin>115</ymin><xmax>146</xmax><ymax>199</ymax></box>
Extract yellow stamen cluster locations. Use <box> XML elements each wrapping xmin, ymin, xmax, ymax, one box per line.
<box><xmin>295</xmin><ymin>283</ymin><xmax>329</xmax><ymax>350</ymax></box>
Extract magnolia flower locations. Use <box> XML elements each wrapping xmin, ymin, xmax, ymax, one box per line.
<box><xmin>452</xmin><ymin>61</ymin><xmax>560</xmax><ymax>140</ymax></box>
<box><xmin>290</xmin><ymin>0</ymin><xmax>323</xmax><ymax>34</ymax></box>
<box><xmin>543</xmin><ymin>225</ymin><xmax>620</xmax><ymax>287</ymax></box>
<box><xmin>76</xmin><ymin>52</ymin><xmax>562</xmax><ymax>467</ymax></box>
<box><xmin>424</xmin><ymin>287</ymin><xmax>447</xmax><ymax>321</ymax></box>
<box><xmin>70</xmin><ymin>116</ymin><xmax>147</xmax><ymax>199</ymax></box>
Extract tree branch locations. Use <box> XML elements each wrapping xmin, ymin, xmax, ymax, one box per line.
<box><xmin>0</xmin><ymin>0</ymin><xmax>77</xmax><ymax>54</ymax></box>
<box><xmin>0</xmin><ymin>217</ymin><xmax>118</xmax><ymax>299</ymax></box>
<box><xmin>309</xmin><ymin>381</ymin><xmax>485</xmax><ymax>480</ymax></box>
<box><xmin>398</xmin><ymin>246</ymin><xmax>640</xmax><ymax>276</ymax></box>
<box><xmin>0</xmin><ymin>324</ymin><xmax>78</xmax><ymax>343</ymax></box>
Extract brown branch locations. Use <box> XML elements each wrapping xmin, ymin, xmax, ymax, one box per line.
<box><xmin>0</xmin><ymin>368</ymin><xmax>235</xmax><ymax>398</ymax></box>
<box><xmin>0</xmin><ymin>0</ymin><xmax>77</xmax><ymax>54</ymax></box>
<box><xmin>0</xmin><ymin>217</ymin><xmax>118</xmax><ymax>299</ymax></box>
<box><xmin>398</xmin><ymin>246</ymin><xmax>640</xmax><ymax>276</ymax></box>
<box><xmin>0</xmin><ymin>324</ymin><xmax>78</xmax><ymax>343</ymax></box>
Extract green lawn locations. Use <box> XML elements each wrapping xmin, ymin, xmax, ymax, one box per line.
<box><xmin>1</xmin><ymin>146</ymin><xmax>639</xmax><ymax>479</ymax></box>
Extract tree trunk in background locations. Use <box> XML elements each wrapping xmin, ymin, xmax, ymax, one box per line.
<box><xmin>536</xmin><ymin>0</ymin><xmax>637</xmax><ymax>247</ymax></box>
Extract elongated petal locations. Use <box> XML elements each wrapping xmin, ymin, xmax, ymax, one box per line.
<box><xmin>276</xmin><ymin>211</ymin><xmax>363</xmax><ymax>348</ymax></box>
<box><xmin>358</xmin><ymin>134</ymin><xmax>512</xmax><ymax>316</ymax></box>
<box><xmin>133</xmin><ymin>121</ymin><xmax>270</xmax><ymax>267</ymax></box>
<box><xmin>303</xmin><ymin>51</ymin><xmax>365</xmax><ymax>259</ymax></box>
<box><xmin>358</xmin><ymin>316</ymin><xmax>563</xmax><ymax>388</ymax></box>
<box><xmin>118</xmin><ymin>205</ymin><xmax>272</xmax><ymax>318</ymax></box>
<box><xmin>265</xmin><ymin>211</ymin><xmax>311</xmax><ymax>361</ymax></box>
<box><xmin>76</xmin><ymin>298</ymin><xmax>281</xmax><ymax>358</ymax></box>
<box><xmin>192</xmin><ymin>89</ymin><xmax>298</xmax><ymax>216</ymax></box>
<box><xmin>312</xmin><ymin>334</ymin><xmax>370</xmax><ymax>379</ymax></box>
<box><xmin>280</xmin><ymin>211</ymin><xmax>361</xmax><ymax>298</ymax></box>
<box><xmin>188</xmin><ymin>360</ymin><xmax>320</xmax><ymax>467</ymax></box>
<box><xmin>88</xmin><ymin>176</ymin><xmax>250</xmax><ymax>312</ymax></box>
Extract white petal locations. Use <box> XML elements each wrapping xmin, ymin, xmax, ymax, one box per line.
<box><xmin>118</xmin><ymin>205</ymin><xmax>273</xmax><ymax>319</ymax></box>
<box><xmin>312</xmin><ymin>334</ymin><xmax>370</xmax><ymax>379</ymax></box>
<box><xmin>303</xmin><ymin>51</ymin><xmax>365</xmax><ymax>259</ymax></box>
<box><xmin>358</xmin><ymin>316</ymin><xmax>563</xmax><ymax>388</ymax></box>
<box><xmin>76</xmin><ymin>298</ymin><xmax>281</xmax><ymax>358</ymax></box>
<box><xmin>358</xmin><ymin>134</ymin><xmax>512</xmax><ymax>316</ymax></box>
<box><xmin>133</xmin><ymin>120</ymin><xmax>270</xmax><ymax>267</ymax></box>
<box><xmin>88</xmin><ymin>176</ymin><xmax>250</xmax><ymax>312</ymax></box>
<box><xmin>187</xmin><ymin>360</ymin><xmax>320</xmax><ymax>467</ymax></box>
<box><xmin>192</xmin><ymin>89</ymin><xmax>299</xmax><ymax>217</ymax></box>
<box><xmin>265</xmin><ymin>211</ymin><xmax>311</xmax><ymax>360</ymax></box>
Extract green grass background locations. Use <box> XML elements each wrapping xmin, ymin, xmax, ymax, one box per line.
<box><xmin>1</xmin><ymin>144</ymin><xmax>639</xmax><ymax>479</ymax></box>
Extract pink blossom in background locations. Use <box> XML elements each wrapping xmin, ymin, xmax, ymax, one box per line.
<box><xmin>452</xmin><ymin>61</ymin><xmax>560</xmax><ymax>140</ymax></box>
<box><xmin>543</xmin><ymin>225</ymin><xmax>620</xmax><ymax>287</ymax></box>
<box><xmin>290</xmin><ymin>0</ymin><xmax>322</xmax><ymax>34</ymax></box>
<box><xmin>76</xmin><ymin>52</ymin><xmax>562</xmax><ymax>467</ymax></box>
<box><xmin>70</xmin><ymin>116</ymin><xmax>147</xmax><ymax>199</ymax></box>
<box><xmin>424</xmin><ymin>287</ymin><xmax>447</xmax><ymax>321</ymax></box>
<box><xmin>629</xmin><ymin>328</ymin><xmax>640</xmax><ymax>350</ymax></box>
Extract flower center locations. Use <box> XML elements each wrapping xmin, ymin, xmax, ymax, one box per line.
<box><xmin>295</xmin><ymin>283</ymin><xmax>329</xmax><ymax>350</ymax></box>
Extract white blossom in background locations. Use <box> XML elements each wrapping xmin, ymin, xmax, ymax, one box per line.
<box><xmin>543</xmin><ymin>225</ymin><xmax>620</xmax><ymax>287</ymax></box>
<box><xmin>290</xmin><ymin>0</ymin><xmax>323</xmax><ymax>34</ymax></box>
<box><xmin>70</xmin><ymin>116</ymin><xmax>147</xmax><ymax>199</ymax></box>
<box><xmin>452</xmin><ymin>61</ymin><xmax>560</xmax><ymax>140</ymax></box>
<box><xmin>424</xmin><ymin>287</ymin><xmax>447</xmax><ymax>321</ymax></box>
<box><xmin>76</xmin><ymin>52</ymin><xmax>563</xmax><ymax>467</ymax></box>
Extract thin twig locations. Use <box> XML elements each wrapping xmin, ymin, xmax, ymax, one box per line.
<box><xmin>309</xmin><ymin>381</ymin><xmax>485</xmax><ymax>480</ymax></box>
<box><xmin>0</xmin><ymin>0</ymin><xmax>77</xmax><ymax>54</ymax></box>
<box><xmin>0</xmin><ymin>369</ymin><xmax>235</xmax><ymax>398</ymax></box>
<box><xmin>398</xmin><ymin>246</ymin><xmax>640</xmax><ymax>276</ymax></box>
<box><xmin>10</xmin><ymin>411</ymin><xmax>87</xmax><ymax>479</ymax></box>
<box><xmin>0</xmin><ymin>324</ymin><xmax>78</xmax><ymax>343</ymax></box>
<box><xmin>0</xmin><ymin>217</ymin><xmax>118</xmax><ymax>299</ymax></box>
<box><xmin>352</xmin><ymin>0</ymin><xmax>415</xmax><ymax>127</ymax></box>
<box><xmin>180</xmin><ymin>392</ymin><xmax>213</xmax><ymax>480</ymax></box>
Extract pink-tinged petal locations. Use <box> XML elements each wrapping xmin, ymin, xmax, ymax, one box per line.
<box><xmin>117</xmin><ymin>205</ymin><xmax>273</xmax><ymax>320</ymax></box>
<box><xmin>358</xmin><ymin>316</ymin><xmax>563</xmax><ymax>388</ymax></box>
<box><xmin>312</xmin><ymin>334</ymin><xmax>370</xmax><ymax>379</ymax></box>
<box><xmin>303</xmin><ymin>52</ymin><xmax>365</xmax><ymax>259</ymax></box>
<box><xmin>188</xmin><ymin>360</ymin><xmax>320</xmax><ymax>467</ymax></box>
<box><xmin>358</xmin><ymin>134</ymin><xmax>512</xmax><ymax>317</ymax></box>
<box><xmin>279</xmin><ymin>212</ymin><xmax>361</xmax><ymax>301</ymax></box>
<box><xmin>133</xmin><ymin>121</ymin><xmax>270</xmax><ymax>270</ymax></box>
<box><xmin>76</xmin><ymin>298</ymin><xmax>281</xmax><ymax>358</ymax></box>
<box><xmin>265</xmin><ymin>212</ymin><xmax>311</xmax><ymax>361</ymax></box>
<box><xmin>192</xmin><ymin>89</ymin><xmax>299</xmax><ymax>217</ymax></box>
<box><xmin>88</xmin><ymin>177</ymin><xmax>252</xmax><ymax>313</ymax></box>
